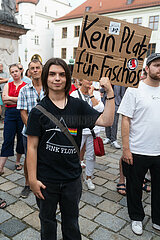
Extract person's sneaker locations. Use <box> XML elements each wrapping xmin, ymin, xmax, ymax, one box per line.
<box><xmin>81</xmin><ymin>160</ymin><xmax>86</xmax><ymax>168</ymax></box>
<box><xmin>103</xmin><ymin>138</ymin><xmax>111</xmax><ymax>144</ymax></box>
<box><xmin>84</xmin><ymin>178</ymin><xmax>95</xmax><ymax>190</ymax></box>
<box><xmin>131</xmin><ymin>221</ymin><xmax>143</xmax><ymax>235</ymax></box>
<box><xmin>153</xmin><ymin>224</ymin><xmax>160</xmax><ymax>231</ymax></box>
<box><xmin>20</xmin><ymin>186</ymin><xmax>31</xmax><ymax>198</ymax></box>
<box><xmin>111</xmin><ymin>141</ymin><xmax>121</xmax><ymax>149</ymax></box>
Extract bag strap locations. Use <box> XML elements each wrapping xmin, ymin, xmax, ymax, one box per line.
<box><xmin>77</xmin><ymin>89</ymin><xmax>83</xmax><ymax>100</ymax></box>
<box><xmin>35</xmin><ymin>105</ymin><xmax>80</xmax><ymax>158</ymax></box>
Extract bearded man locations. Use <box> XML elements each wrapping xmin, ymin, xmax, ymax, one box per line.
<box><xmin>118</xmin><ymin>53</ymin><xmax>160</xmax><ymax>235</ymax></box>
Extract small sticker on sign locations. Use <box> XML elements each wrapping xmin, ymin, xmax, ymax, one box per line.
<box><xmin>109</xmin><ymin>21</ymin><xmax>121</xmax><ymax>35</ymax></box>
<box><xmin>127</xmin><ymin>58</ymin><xmax>138</xmax><ymax>70</ymax></box>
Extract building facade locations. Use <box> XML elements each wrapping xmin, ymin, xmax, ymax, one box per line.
<box><xmin>15</xmin><ymin>0</ymin><xmax>72</xmax><ymax>69</ymax></box>
<box><xmin>53</xmin><ymin>0</ymin><xmax>160</xmax><ymax>65</ymax></box>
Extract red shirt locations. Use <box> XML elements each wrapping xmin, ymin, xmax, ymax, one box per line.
<box><xmin>6</xmin><ymin>81</ymin><xmax>26</xmax><ymax>108</ymax></box>
<box><xmin>69</xmin><ymin>84</ymin><xmax>77</xmax><ymax>95</ymax></box>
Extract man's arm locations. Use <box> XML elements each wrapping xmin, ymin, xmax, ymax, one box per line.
<box><xmin>0</xmin><ymin>77</ymin><xmax>9</xmax><ymax>84</ymax></box>
<box><xmin>27</xmin><ymin>135</ymin><xmax>46</xmax><ymax>199</ymax></box>
<box><xmin>95</xmin><ymin>77</ymin><xmax>115</xmax><ymax>127</ymax></box>
<box><xmin>121</xmin><ymin>115</ymin><xmax>133</xmax><ymax>165</ymax></box>
<box><xmin>20</xmin><ymin>109</ymin><xmax>28</xmax><ymax>126</ymax></box>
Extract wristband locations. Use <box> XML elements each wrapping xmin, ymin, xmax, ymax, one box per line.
<box><xmin>90</xmin><ymin>95</ymin><xmax>94</xmax><ymax>99</ymax></box>
<box><xmin>106</xmin><ymin>95</ymin><xmax>115</xmax><ymax>100</ymax></box>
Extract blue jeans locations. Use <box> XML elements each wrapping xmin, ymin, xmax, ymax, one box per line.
<box><xmin>36</xmin><ymin>177</ymin><xmax>82</xmax><ymax>240</ymax></box>
<box><xmin>1</xmin><ymin>107</ymin><xmax>24</xmax><ymax>156</ymax></box>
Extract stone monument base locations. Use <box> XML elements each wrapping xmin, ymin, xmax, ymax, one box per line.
<box><xmin>0</xmin><ymin>21</ymin><xmax>28</xmax><ymax>73</ymax></box>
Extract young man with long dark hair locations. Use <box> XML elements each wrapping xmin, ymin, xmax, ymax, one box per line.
<box><xmin>26</xmin><ymin>58</ymin><xmax>115</xmax><ymax>240</ymax></box>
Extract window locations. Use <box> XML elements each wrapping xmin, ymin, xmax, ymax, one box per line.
<box><xmin>31</xmin><ymin>15</ymin><xmax>33</xmax><ymax>24</ymax></box>
<box><xmin>85</xmin><ymin>6</ymin><xmax>91</xmax><ymax>12</ymax></box>
<box><xmin>35</xmin><ymin>36</ymin><xmax>39</xmax><ymax>45</ymax></box>
<box><xmin>133</xmin><ymin>17</ymin><xmax>142</xmax><ymax>26</ymax></box>
<box><xmin>56</xmin><ymin>10</ymin><xmax>58</xmax><ymax>16</ymax></box>
<box><xmin>147</xmin><ymin>43</ymin><xmax>156</xmax><ymax>57</ymax></box>
<box><xmin>61</xmin><ymin>48</ymin><xmax>66</xmax><ymax>59</ymax></box>
<box><xmin>45</xmin><ymin>6</ymin><xmax>47</xmax><ymax>12</ymax></box>
<box><xmin>62</xmin><ymin>27</ymin><xmax>67</xmax><ymax>38</ymax></box>
<box><xmin>74</xmin><ymin>26</ymin><xmax>80</xmax><ymax>37</ymax></box>
<box><xmin>149</xmin><ymin>16</ymin><xmax>159</xmax><ymax>30</ymax></box>
<box><xmin>73</xmin><ymin>48</ymin><xmax>77</xmax><ymax>59</ymax></box>
<box><xmin>51</xmin><ymin>38</ymin><xmax>54</xmax><ymax>48</ymax></box>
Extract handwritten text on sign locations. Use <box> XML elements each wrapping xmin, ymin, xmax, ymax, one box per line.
<box><xmin>72</xmin><ymin>13</ymin><xmax>152</xmax><ymax>87</ymax></box>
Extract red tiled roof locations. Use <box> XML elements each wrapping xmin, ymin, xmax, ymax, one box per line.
<box><xmin>54</xmin><ymin>0</ymin><xmax>160</xmax><ymax>22</ymax></box>
<box><xmin>16</xmin><ymin>0</ymin><xmax>39</xmax><ymax>12</ymax></box>
<box><xmin>16</xmin><ymin>0</ymin><xmax>39</xmax><ymax>4</ymax></box>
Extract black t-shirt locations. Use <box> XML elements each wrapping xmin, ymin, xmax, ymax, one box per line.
<box><xmin>26</xmin><ymin>95</ymin><xmax>101</xmax><ymax>183</ymax></box>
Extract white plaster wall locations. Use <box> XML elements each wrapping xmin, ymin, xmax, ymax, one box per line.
<box><xmin>16</xmin><ymin>0</ymin><xmax>72</xmax><ymax>70</ymax></box>
<box><xmin>54</xmin><ymin>6</ymin><xmax>160</xmax><ymax>64</ymax></box>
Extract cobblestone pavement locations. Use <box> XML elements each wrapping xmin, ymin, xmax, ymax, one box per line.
<box><xmin>0</xmin><ymin>120</ymin><xmax>159</xmax><ymax>240</ymax></box>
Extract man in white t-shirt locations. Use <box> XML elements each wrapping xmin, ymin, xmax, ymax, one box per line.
<box><xmin>118</xmin><ymin>53</ymin><xmax>160</xmax><ymax>235</ymax></box>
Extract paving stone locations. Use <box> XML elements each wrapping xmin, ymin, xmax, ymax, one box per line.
<box><xmin>94</xmin><ymin>163</ymin><xmax>108</xmax><ymax>171</ymax></box>
<box><xmin>8</xmin><ymin>186</ymin><xmax>23</xmax><ymax>198</ymax></box>
<box><xmin>105</xmin><ymin>146</ymin><xmax>117</xmax><ymax>153</ymax></box>
<box><xmin>0</xmin><ymin>209</ymin><xmax>12</xmax><ymax>223</ymax></box>
<box><xmin>103</xmin><ymin>190</ymin><xmax>123</xmax><ymax>202</ymax></box>
<box><xmin>14</xmin><ymin>177</ymin><xmax>25</xmax><ymax>186</ymax></box>
<box><xmin>96</xmin><ymin>157</ymin><xmax>109</xmax><ymax>165</ymax></box>
<box><xmin>0</xmin><ymin>233</ymin><xmax>10</xmax><ymax>240</ymax></box>
<box><xmin>80</xmin><ymin>205</ymin><xmax>101</xmax><ymax>220</ymax></box>
<box><xmin>119</xmin><ymin>196</ymin><xmax>127</xmax><ymax>207</ymax></box>
<box><xmin>116</xmin><ymin>207</ymin><xmax>130</xmax><ymax>222</ymax></box>
<box><xmin>20</xmin><ymin>192</ymin><xmax>37</xmax><ymax>206</ymax></box>
<box><xmin>145</xmin><ymin>219</ymin><xmax>160</xmax><ymax>236</ymax></box>
<box><xmin>0</xmin><ymin>191</ymin><xmax>17</xmax><ymax>205</ymax></box>
<box><xmin>12</xmin><ymin>228</ymin><xmax>40</xmax><ymax>240</ymax></box>
<box><xmin>120</xmin><ymin>224</ymin><xmax>153</xmax><ymax>240</ymax></box>
<box><xmin>5</xmin><ymin>173</ymin><xmax>23</xmax><ymax>182</ymax></box>
<box><xmin>144</xmin><ymin>204</ymin><xmax>151</xmax><ymax>216</ymax></box>
<box><xmin>4</xmin><ymin>160</ymin><xmax>16</xmax><ymax>170</ymax></box>
<box><xmin>79</xmin><ymin>200</ymin><xmax>86</xmax><ymax>209</ymax></box>
<box><xmin>104</xmin><ymin>156</ymin><xmax>119</xmax><ymax>164</ymax></box>
<box><xmin>109</xmin><ymin>153</ymin><xmax>121</xmax><ymax>160</ymax></box>
<box><xmin>23</xmin><ymin>211</ymin><xmax>40</xmax><ymax>230</ymax></box>
<box><xmin>0</xmin><ymin>181</ymin><xmax>17</xmax><ymax>191</ymax></box>
<box><xmin>92</xmin><ymin>177</ymin><xmax>108</xmax><ymax>186</ymax></box>
<box><xmin>90</xmin><ymin>227</ymin><xmax>127</xmax><ymax>240</ymax></box>
<box><xmin>0</xmin><ymin>218</ymin><xmax>27</xmax><ymax>237</ymax></box>
<box><xmin>152</xmin><ymin>236</ymin><xmax>160</xmax><ymax>240</ymax></box>
<box><xmin>81</xmin><ymin>192</ymin><xmax>103</xmax><ymax>207</ymax></box>
<box><xmin>94</xmin><ymin>171</ymin><xmax>118</xmax><ymax>181</ymax></box>
<box><xmin>82</xmin><ymin>236</ymin><xmax>89</xmax><ymax>240</ymax></box>
<box><xmin>2</xmin><ymin>167</ymin><xmax>14</xmax><ymax>176</ymax></box>
<box><xmin>106</xmin><ymin>168</ymin><xmax>119</xmax><ymax>175</ymax></box>
<box><xmin>7</xmin><ymin>200</ymin><xmax>34</xmax><ymax>219</ymax></box>
<box><xmin>95</xmin><ymin>212</ymin><xmax>126</xmax><ymax>232</ymax></box>
<box><xmin>92</xmin><ymin>185</ymin><xmax>107</xmax><ymax>196</ymax></box>
<box><xmin>103</xmin><ymin>181</ymin><xmax>117</xmax><ymax>191</ymax></box>
<box><xmin>0</xmin><ymin>176</ymin><xmax>8</xmax><ymax>184</ymax></box>
<box><xmin>107</xmin><ymin>163</ymin><xmax>119</xmax><ymax>169</ymax></box>
<box><xmin>79</xmin><ymin>216</ymin><xmax>98</xmax><ymax>236</ymax></box>
<box><xmin>97</xmin><ymin>199</ymin><xmax>122</xmax><ymax>214</ymax></box>
<box><xmin>145</xmin><ymin>195</ymin><xmax>151</xmax><ymax>204</ymax></box>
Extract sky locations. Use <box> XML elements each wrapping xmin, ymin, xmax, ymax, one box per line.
<box><xmin>68</xmin><ymin>0</ymin><xmax>86</xmax><ymax>9</ymax></box>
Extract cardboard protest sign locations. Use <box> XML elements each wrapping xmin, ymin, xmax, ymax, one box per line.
<box><xmin>72</xmin><ymin>13</ymin><xmax>152</xmax><ymax>87</ymax></box>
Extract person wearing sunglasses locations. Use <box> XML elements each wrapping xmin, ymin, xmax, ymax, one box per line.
<box><xmin>8</xmin><ymin>64</ymin><xmax>31</xmax><ymax>84</ymax></box>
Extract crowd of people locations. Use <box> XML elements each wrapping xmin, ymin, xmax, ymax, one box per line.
<box><xmin>0</xmin><ymin>52</ymin><xmax>160</xmax><ymax>239</ymax></box>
